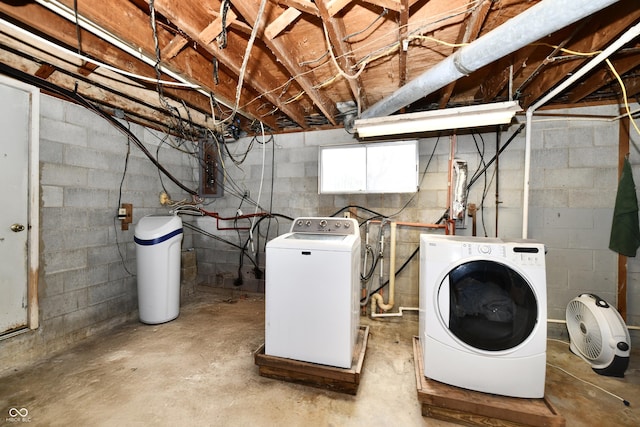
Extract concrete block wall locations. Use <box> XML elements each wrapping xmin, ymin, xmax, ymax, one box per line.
<box><xmin>527</xmin><ymin>105</ymin><xmax>622</xmax><ymax>323</ymax></box>
<box><xmin>0</xmin><ymin>94</ymin><xmax>197</xmax><ymax>372</ymax></box>
<box><xmin>622</xmin><ymin>123</ymin><xmax>640</xmax><ymax>331</ymax></box>
<box><xmin>195</xmin><ymin>104</ymin><xmax>639</xmax><ymax>339</ymax></box>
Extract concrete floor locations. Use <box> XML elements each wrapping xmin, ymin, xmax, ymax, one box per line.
<box><xmin>1</xmin><ymin>288</ymin><xmax>639</xmax><ymax>427</ymax></box>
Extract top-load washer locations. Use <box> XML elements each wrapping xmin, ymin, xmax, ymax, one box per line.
<box><xmin>265</xmin><ymin>217</ymin><xmax>361</xmax><ymax>368</ymax></box>
<box><xmin>419</xmin><ymin>234</ymin><xmax>547</xmax><ymax>398</ymax></box>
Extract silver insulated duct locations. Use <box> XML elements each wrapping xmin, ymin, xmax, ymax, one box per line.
<box><xmin>359</xmin><ymin>0</ymin><xmax>621</xmax><ymax>119</ymax></box>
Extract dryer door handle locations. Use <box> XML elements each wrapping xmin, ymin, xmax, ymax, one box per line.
<box><xmin>438</xmin><ymin>276</ymin><xmax>450</xmax><ymax>327</ymax></box>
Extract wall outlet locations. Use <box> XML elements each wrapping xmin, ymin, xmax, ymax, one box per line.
<box><xmin>120</xmin><ymin>203</ymin><xmax>133</xmax><ymax>231</ymax></box>
<box><xmin>343</xmin><ymin>211</ymin><xmax>351</xmax><ymax>218</ymax></box>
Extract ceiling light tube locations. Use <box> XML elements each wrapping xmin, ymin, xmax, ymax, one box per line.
<box><xmin>354</xmin><ymin>101</ymin><xmax>522</xmax><ymax>138</ymax></box>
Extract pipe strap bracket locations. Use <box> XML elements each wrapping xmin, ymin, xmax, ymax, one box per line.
<box><xmin>453</xmin><ymin>53</ymin><xmax>472</xmax><ymax>76</ymax></box>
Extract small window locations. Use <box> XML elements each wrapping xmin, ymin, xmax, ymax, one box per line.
<box><xmin>319</xmin><ymin>140</ymin><xmax>418</xmax><ymax>194</ymax></box>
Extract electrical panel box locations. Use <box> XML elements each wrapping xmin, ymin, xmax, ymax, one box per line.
<box><xmin>199</xmin><ymin>139</ymin><xmax>224</xmax><ymax>198</ymax></box>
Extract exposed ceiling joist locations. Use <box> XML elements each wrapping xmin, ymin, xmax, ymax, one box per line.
<box><xmin>149</xmin><ymin>0</ymin><xmax>309</xmax><ymax>128</ymax></box>
<box><xmin>521</xmin><ymin>2</ymin><xmax>640</xmax><ymax>108</ymax></box>
<box><xmin>316</xmin><ymin>0</ymin><xmax>366</xmax><ymax>112</ymax></box>
<box><xmin>0</xmin><ymin>0</ymin><xmax>637</xmax><ymax>136</ymax></box>
<box><xmin>233</xmin><ymin>0</ymin><xmax>339</xmax><ymax>125</ymax></box>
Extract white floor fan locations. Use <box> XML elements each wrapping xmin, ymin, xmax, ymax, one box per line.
<box><xmin>566</xmin><ymin>293</ymin><xmax>631</xmax><ymax>377</ymax></box>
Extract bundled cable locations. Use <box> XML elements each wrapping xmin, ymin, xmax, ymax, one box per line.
<box><xmin>0</xmin><ymin>63</ymin><xmax>199</xmax><ymax>196</ymax></box>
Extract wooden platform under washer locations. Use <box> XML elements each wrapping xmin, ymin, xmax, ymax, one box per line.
<box><xmin>254</xmin><ymin>325</ymin><xmax>370</xmax><ymax>395</ymax></box>
<box><xmin>412</xmin><ymin>336</ymin><xmax>565</xmax><ymax>427</ymax></box>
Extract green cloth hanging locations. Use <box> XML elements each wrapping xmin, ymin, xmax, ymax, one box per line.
<box><xmin>609</xmin><ymin>156</ymin><xmax>640</xmax><ymax>257</ymax></box>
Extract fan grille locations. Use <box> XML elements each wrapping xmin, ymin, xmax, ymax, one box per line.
<box><xmin>566</xmin><ymin>300</ymin><xmax>602</xmax><ymax>361</ymax></box>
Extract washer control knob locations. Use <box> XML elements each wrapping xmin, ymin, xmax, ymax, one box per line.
<box><xmin>479</xmin><ymin>245</ymin><xmax>491</xmax><ymax>254</ymax></box>
<box><xmin>335</xmin><ymin>222</ymin><xmax>341</xmax><ymax>228</ymax></box>
<box><xmin>305</xmin><ymin>220</ymin><xmax>311</xmax><ymax>227</ymax></box>
<box><xmin>297</xmin><ymin>220</ymin><xmax>303</xmax><ymax>227</ymax></box>
<box><xmin>319</xmin><ymin>219</ymin><xmax>328</xmax><ymax>228</ymax></box>
<box><xmin>344</xmin><ymin>222</ymin><xmax>351</xmax><ymax>229</ymax></box>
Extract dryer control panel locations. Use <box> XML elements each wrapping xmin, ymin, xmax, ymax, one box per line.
<box><xmin>290</xmin><ymin>217</ymin><xmax>358</xmax><ymax>235</ymax></box>
<box><xmin>507</xmin><ymin>243</ymin><xmax>546</xmax><ymax>267</ymax></box>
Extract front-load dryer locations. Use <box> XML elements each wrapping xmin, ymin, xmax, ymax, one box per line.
<box><xmin>419</xmin><ymin>234</ymin><xmax>547</xmax><ymax>398</ymax></box>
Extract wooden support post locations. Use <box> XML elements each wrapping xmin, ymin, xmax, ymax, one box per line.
<box><xmin>617</xmin><ymin>108</ymin><xmax>630</xmax><ymax>321</ymax></box>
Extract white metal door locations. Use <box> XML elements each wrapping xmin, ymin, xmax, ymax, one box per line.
<box><xmin>0</xmin><ymin>77</ymin><xmax>39</xmax><ymax>335</ymax></box>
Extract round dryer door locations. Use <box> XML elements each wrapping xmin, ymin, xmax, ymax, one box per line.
<box><xmin>439</xmin><ymin>260</ymin><xmax>538</xmax><ymax>352</ymax></box>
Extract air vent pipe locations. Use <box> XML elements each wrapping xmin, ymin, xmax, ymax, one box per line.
<box><xmin>359</xmin><ymin>0</ymin><xmax>620</xmax><ymax>119</ymax></box>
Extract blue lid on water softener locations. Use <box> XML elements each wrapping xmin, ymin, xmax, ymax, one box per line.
<box><xmin>134</xmin><ymin>215</ymin><xmax>183</xmax><ymax>245</ymax></box>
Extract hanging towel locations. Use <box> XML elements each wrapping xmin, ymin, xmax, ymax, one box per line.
<box><xmin>609</xmin><ymin>156</ymin><xmax>640</xmax><ymax>257</ymax></box>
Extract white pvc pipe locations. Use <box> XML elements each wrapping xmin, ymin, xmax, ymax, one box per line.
<box><xmin>522</xmin><ymin>110</ymin><xmax>533</xmax><ymax>239</ymax></box>
<box><xmin>388</xmin><ymin>221</ymin><xmax>397</xmax><ymax>307</ymax></box>
<box><xmin>370</xmin><ymin>306</ymin><xmax>419</xmax><ymax>318</ymax></box>
<box><xmin>371</xmin><ymin>222</ymin><xmax>397</xmax><ymax>313</ymax></box>
<box><xmin>522</xmin><ymin>20</ymin><xmax>640</xmax><ymax>238</ymax></box>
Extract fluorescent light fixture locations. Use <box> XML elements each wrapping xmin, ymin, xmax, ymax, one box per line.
<box><xmin>354</xmin><ymin>101</ymin><xmax>521</xmax><ymax>138</ymax></box>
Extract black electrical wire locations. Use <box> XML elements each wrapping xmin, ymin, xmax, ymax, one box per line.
<box><xmin>361</xmin><ymin>244</ymin><xmax>382</xmax><ymax>282</ymax></box>
<box><xmin>205</xmin><ymin>130</ymin><xmax>276</xmax><ymax>210</ymax></box>
<box><xmin>73</xmin><ymin>0</ymin><xmax>82</xmax><ymax>54</ymax></box>
<box><xmin>329</xmin><ymin>205</ymin><xmax>389</xmax><ymax>221</ymax></box>
<box><xmin>114</xmin><ymin>132</ymin><xmax>135</xmax><ymax>277</ymax></box>
<box><xmin>93</xmin><ymin>103</ymin><xmax>199</xmax><ymax>196</ymax></box>
<box><xmin>459</xmin><ymin>125</ymin><xmax>524</xmax><ymax>236</ymax></box>
<box><xmin>330</xmin><ymin>136</ymin><xmax>442</xmax><ymax>223</ymax></box>
<box><xmin>182</xmin><ymin>221</ymin><xmax>244</xmax><ymax>250</ymax></box>
<box><xmin>148</xmin><ymin>0</ymin><xmax>198</xmax><ymax>141</ymax></box>
<box><xmin>222</xmin><ymin>132</ymin><xmax>255</xmax><ymax>166</ymax></box>
<box><xmin>356</xmin><ymin>132</ymin><xmax>444</xmax><ymax>300</ymax></box>
<box><xmin>0</xmin><ymin>63</ymin><xmax>199</xmax><ymax>196</ymax></box>
<box><xmin>359</xmin><ymin>126</ymin><xmax>523</xmax><ymax>301</ymax></box>
<box><xmin>251</xmin><ymin>132</ymin><xmax>277</xmax><ymax>279</ymax></box>
<box><xmin>205</xmin><ymin>133</ymin><xmax>293</xmax><ymax>286</ymax></box>
<box><xmin>388</xmin><ymin>134</ymin><xmax>442</xmax><ymax>219</ymax></box>
<box><xmin>467</xmin><ymin>123</ymin><xmax>525</xmax><ymax>189</ymax></box>
<box><xmin>218</xmin><ymin>0</ymin><xmax>231</xmax><ymax>49</ymax></box>
<box><xmin>361</xmin><ymin>246</ymin><xmax>420</xmax><ymax>302</ymax></box>
<box><xmin>477</xmin><ymin>132</ymin><xmax>496</xmax><ymax>237</ymax></box>
<box><xmin>343</xmin><ymin>7</ymin><xmax>388</xmax><ymax>42</ymax></box>
<box><xmin>356</xmin><ymin>138</ymin><xmax>444</xmax><ymax>283</ymax></box>
<box><xmin>469</xmin><ymin>132</ymin><xmax>488</xmax><ymax>189</ymax></box>
<box><xmin>233</xmin><ymin>213</ymin><xmax>294</xmax><ymax>286</ymax></box>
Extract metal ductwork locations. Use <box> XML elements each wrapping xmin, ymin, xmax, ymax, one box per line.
<box><xmin>359</xmin><ymin>0</ymin><xmax>621</xmax><ymax>120</ymax></box>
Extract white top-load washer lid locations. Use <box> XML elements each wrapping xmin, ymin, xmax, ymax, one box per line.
<box><xmin>134</xmin><ymin>215</ymin><xmax>183</xmax><ymax>244</ymax></box>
